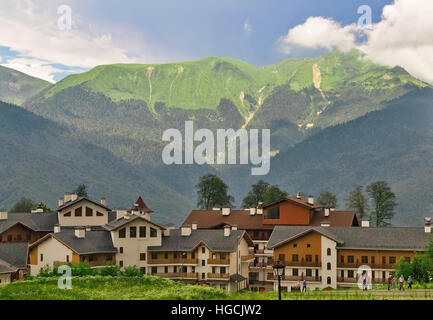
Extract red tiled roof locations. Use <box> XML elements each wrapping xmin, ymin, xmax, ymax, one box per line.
<box><xmin>182</xmin><ymin>209</ymin><xmax>274</xmax><ymax>231</ymax></box>
<box><xmin>263</xmin><ymin>196</ymin><xmax>323</xmax><ymax>210</ymax></box>
<box><xmin>310</xmin><ymin>210</ymin><xmax>358</xmax><ymax>227</ymax></box>
<box><xmin>131</xmin><ymin>196</ymin><xmax>153</xmax><ymax>213</ymax></box>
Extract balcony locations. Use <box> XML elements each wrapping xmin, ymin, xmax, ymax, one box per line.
<box><xmin>267</xmin><ymin>274</ymin><xmax>322</xmax><ymax>282</ymax></box>
<box><xmin>148</xmin><ymin>257</ymin><xmax>198</xmax><ymax>265</ymax></box>
<box><xmin>337</xmin><ymin>262</ymin><xmax>394</xmax><ymax>269</ymax></box>
<box><xmin>283</xmin><ymin>261</ymin><xmax>321</xmax><ymax>268</ymax></box>
<box><xmin>207</xmin><ymin>273</ymin><xmax>230</xmax><ymax>280</ymax></box>
<box><xmin>337</xmin><ymin>277</ymin><xmax>357</xmax><ymax>283</ymax></box>
<box><xmin>251</xmin><ymin>249</ymin><xmax>273</xmax><ymax>256</ymax></box>
<box><xmin>207</xmin><ymin>258</ymin><xmax>230</xmax><ymax>265</ymax></box>
<box><xmin>241</xmin><ymin>254</ymin><xmax>255</xmax><ymax>262</ymax></box>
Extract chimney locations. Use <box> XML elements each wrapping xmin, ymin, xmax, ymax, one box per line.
<box><xmin>307</xmin><ymin>195</ymin><xmax>314</xmax><ymax>205</ymax></box>
<box><xmin>54</xmin><ymin>224</ymin><xmax>61</xmax><ymax>233</ymax></box>
<box><xmin>181</xmin><ymin>225</ymin><xmax>192</xmax><ymax>236</ymax></box>
<box><xmin>212</xmin><ymin>207</ymin><xmax>220</xmax><ymax>211</ymax></box>
<box><xmin>249</xmin><ymin>207</ymin><xmax>256</xmax><ymax>216</ymax></box>
<box><xmin>0</xmin><ymin>212</ymin><xmax>8</xmax><ymax>220</ymax></box>
<box><xmin>324</xmin><ymin>208</ymin><xmax>330</xmax><ymax>217</ymax></box>
<box><xmin>321</xmin><ymin>220</ymin><xmax>330</xmax><ymax>227</ymax></box>
<box><xmin>115</xmin><ymin>210</ymin><xmax>127</xmax><ymax>220</ymax></box>
<box><xmin>231</xmin><ymin>225</ymin><xmax>238</xmax><ymax>231</ymax></box>
<box><xmin>224</xmin><ymin>225</ymin><xmax>231</xmax><ymax>237</ymax></box>
<box><xmin>31</xmin><ymin>203</ymin><xmax>44</xmax><ymax>213</ymax></box>
<box><xmin>58</xmin><ymin>198</ymin><xmax>64</xmax><ymax>207</ymax></box>
<box><xmin>71</xmin><ymin>194</ymin><xmax>78</xmax><ymax>201</ymax></box>
<box><xmin>361</xmin><ymin>220</ymin><xmax>370</xmax><ymax>228</ymax></box>
<box><xmin>164</xmin><ymin>225</ymin><xmax>175</xmax><ymax>236</ymax></box>
<box><xmin>192</xmin><ymin>222</ymin><xmax>198</xmax><ymax>230</ymax></box>
<box><xmin>222</xmin><ymin>207</ymin><xmax>230</xmax><ymax>216</ymax></box>
<box><xmin>424</xmin><ymin>217</ymin><xmax>432</xmax><ymax>233</ymax></box>
<box><xmin>101</xmin><ymin>198</ymin><xmax>106</xmax><ymax>207</ymax></box>
<box><xmin>296</xmin><ymin>192</ymin><xmax>302</xmax><ymax>199</ymax></box>
<box><xmin>75</xmin><ymin>227</ymin><xmax>85</xmax><ymax>238</ymax></box>
<box><xmin>257</xmin><ymin>202</ymin><xmax>263</xmax><ymax>215</ymax></box>
<box><xmin>85</xmin><ymin>225</ymin><xmax>91</xmax><ymax>232</ymax></box>
<box><xmin>64</xmin><ymin>193</ymin><xmax>78</xmax><ymax>203</ymax></box>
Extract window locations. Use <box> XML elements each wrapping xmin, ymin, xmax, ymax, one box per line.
<box><xmin>382</xmin><ymin>271</ymin><xmax>386</xmax><ymax>279</ymax></box>
<box><xmin>220</xmin><ymin>253</ymin><xmax>226</xmax><ymax>260</ymax></box>
<box><xmin>327</xmin><ymin>277</ymin><xmax>331</xmax><ymax>285</ymax></box>
<box><xmin>340</xmin><ymin>256</ymin><xmax>344</xmax><ymax>263</ymax></box>
<box><xmin>292</xmin><ymin>254</ymin><xmax>298</xmax><ymax>262</ymax></box>
<box><xmin>293</xmin><ymin>244</ymin><xmax>297</xmax><ymax>248</ymax></box>
<box><xmin>348</xmin><ymin>270</ymin><xmax>354</xmax><ymax>278</ymax></box>
<box><xmin>181</xmin><ymin>252</ymin><xmax>187</xmax><ymax>259</ymax></box>
<box><xmin>192</xmin><ymin>252</ymin><xmax>195</xmax><ymax>259</ymax></box>
<box><xmin>97</xmin><ymin>211</ymin><xmax>104</xmax><ymax>217</ymax></box>
<box><xmin>315</xmin><ymin>255</ymin><xmax>319</xmax><ymax>262</ymax></box>
<box><xmin>119</xmin><ymin>228</ymin><xmax>126</xmax><ymax>238</ymax></box>
<box><xmin>202</xmin><ymin>260</ymin><xmax>205</xmax><ymax>266</ymax></box>
<box><xmin>66</xmin><ymin>255</ymin><xmax>70</xmax><ymax>262</ymax></box>
<box><xmin>212</xmin><ymin>253</ymin><xmax>216</xmax><ymax>260</ymax></box>
<box><xmin>212</xmin><ymin>267</ymin><xmax>216</xmax><ymax>274</ymax></box>
<box><xmin>182</xmin><ymin>266</ymin><xmax>187</xmax><ymax>273</ymax></box>
<box><xmin>372</xmin><ymin>271</ymin><xmax>375</xmax><ymax>279</ymax></box>
<box><xmin>293</xmin><ymin>268</ymin><xmax>298</xmax><ymax>276</ymax></box>
<box><xmin>164</xmin><ymin>252</ymin><xmax>169</xmax><ymax>259</ymax></box>
<box><xmin>164</xmin><ymin>266</ymin><xmax>168</xmax><ymax>273</ymax></box>
<box><xmin>40</xmin><ymin>254</ymin><xmax>43</xmax><ymax>262</ymax></box>
<box><xmin>202</xmin><ymin>273</ymin><xmax>205</xmax><ymax>280</ymax></box>
<box><xmin>389</xmin><ymin>257</ymin><xmax>396</xmax><ymax>264</ymax></box>
<box><xmin>327</xmin><ymin>248</ymin><xmax>331</xmax><ymax>256</ymax></box>
<box><xmin>106</xmin><ymin>255</ymin><xmax>112</xmax><ymax>262</ymax></box>
<box><xmin>278</xmin><ymin>254</ymin><xmax>285</xmax><ymax>263</ymax></box>
<box><xmin>327</xmin><ymin>262</ymin><xmax>331</xmax><ymax>270</ymax></box>
<box><xmin>265</xmin><ymin>206</ymin><xmax>280</xmax><ymax>220</ymax></box>
<box><xmin>75</xmin><ymin>207</ymin><xmax>82</xmax><ymax>217</ymax></box>
<box><xmin>17</xmin><ymin>234</ymin><xmax>22</xmax><ymax>241</ymax></box>
<box><xmin>88</xmin><ymin>255</ymin><xmax>94</xmax><ymax>262</ymax></box>
<box><xmin>371</xmin><ymin>256</ymin><xmax>375</xmax><ymax>264</ymax></box>
<box><xmin>221</xmin><ymin>267</ymin><xmax>226</xmax><ymax>274</ymax></box>
<box><xmin>307</xmin><ymin>244</ymin><xmax>311</xmax><ymax>248</ymax></box>
<box><xmin>174</xmin><ymin>252</ymin><xmax>177</xmax><ymax>259</ymax></box>
<box><xmin>140</xmin><ymin>253</ymin><xmax>146</xmax><ymax>261</ymax></box>
<box><xmin>86</xmin><ymin>207</ymin><xmax>93</xmax><ymax>217</ymax></box>
<box><xmin>119</xmin><ymin>247</ymin><xmax>123</xmax><ymax>253</ymax></box>
<box><xmin>306</xmin><ymin>269</ymin><xmax>312</xmax><ymax>277</ymax></box>
<box><xmin>174</xmin><ymin>266</ymin><xmax>177</xmax><ymax>273</ymax></box>
<box><xmin>306</xmin><ymin>255</ymin><xmax>312</xmax><ymax>262</ymax></box>
<box><xmin>405</xmin><ymin>257</ymin><xmax>411</xmax><ymax>263</ymax></box>
<box><xmin>382</xmin><ymin>256</ymin><xmax>386</xmax><ymax>264</ymax></box>
<box><xmin>7</xmin><ymin>235</ymin><xmax>12</xmax><ymax>241</ymax></box>
<box><xmin>139</xmin><ymin>226</ymin><xmax>146</xmax><ymax>238</ymax></box>
<box><xmin>64</xmin><ymin>211</ymin><xmax>71</xmax><ymax>217</ymax></box>
<box><xmin>202</xmin><ymin>247</ymin><xmax>205</xmax><ymax>254</ymax></box>
<box><xmin>192</xmin><ymin>266</ymin><xmax>195</xmax><ymax>273</ymax></box>
<box><xmin>362</xmin><ymin>256</ymin><xmax>368</xmax><ymax>264</ymax></box>
<box><xmin>340</xmin><ymin>270</ymin><xmax>344</xmax><ymax>278</ymax></box>
<box><xmin>151</xmin><ymin>253</ymin><xmax>157</xmax><ymax>260</ymax></box>
<box><xmin>130</xmin><ymin>227</ymin><xmax>137</xmax><ymax>238</ymax></box>
<box><xmin>348</xmin><ymin>256</ymin><xmax>354</xmax><ymax>263</ymax></box>
<box><xmin>150</xmin><ymin>227</ymin><xmax>157</xmax><ymax>237</ymax></box>
<box><xmin>140</xmin><ymin>267</ymin><xmax>146</xmax><ymax>274</ymax></box>
<box><xmin>151</xmin><ymin>267</ymin><xmax>157</xmax><ymax>274</ymax></box>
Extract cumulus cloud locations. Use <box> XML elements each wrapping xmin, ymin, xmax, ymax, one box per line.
<box><xmin>0</xmin><ymin>0</ymin><xmax>169</xmax><ymax>81</ymax></box>
<box><xmin>279</xmin><ymin>0</ymin><xmax>433</xmax><ymax>84</ymax></box>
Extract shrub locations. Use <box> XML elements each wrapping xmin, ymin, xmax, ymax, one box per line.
<box><xmin>122</xmin><ymin>266</ymin><xmax>142</xmax><ymax>277</ymax></box>
<box><xmin>99</xmin><ymin>264</ymin><xmax>121</xmax><ymax>276</ymax></box>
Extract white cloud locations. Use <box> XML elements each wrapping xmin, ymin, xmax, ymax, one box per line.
<box><xmin>0</xmin><ymin>0</ymin><xmax>171</xmax><ymax>81</ymax></box>
<box><xmin>243</xmin><ymin>20</ymin><xmax>253</xmax><ymax>36</ymax></box>
<box><xmin>279</xmin><ymin>0</ymin><xmax>433</xmax><ymax>84</ymax></box>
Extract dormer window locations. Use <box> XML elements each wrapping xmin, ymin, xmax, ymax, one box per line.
<box><xmin>75</xmin><ymin>207</ymin><xmax>82</xmax><ymax>217</ymax></box>
<box><xmin>86</xmin><ymin>207</ymin><xmax>93</xmax><ymax>217</ymax></box>
<box><xmin>64</xmin><ymin>211</ymin><xmax>71</xmax><ymax>217</ymax></box>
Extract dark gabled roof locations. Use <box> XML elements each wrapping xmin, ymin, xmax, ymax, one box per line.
<box><xmin>57</xmin><ymin>197</ymin><xmax>110</xmax><ymax>212</ymax></box>
<box><xmin>104</xmin><ymin>213</ymin><xmax>165</xmax><ymax>231</ymax></box>
<box><xmin>148</xmin><ymin>229</ymin><xmax>252</xmax><ymax>252</ymax></box>
<box><xmin>0</xmin><ymin>242</ymin><xmax>29</xmax><ymax>269</ymax></box>
<box><xmin>268</xmin><ymin>226</ymin><xmax>431</xmax><ymax>251</ymax></box>
<box><xmin>182</xmin><ymin>209</ymin><xmax>274</xmax><ymax>231</ymax></box>
<box><xmin>0</xmin><ymin>212</ymin><xmax>58</xmax><ymax>234</ymax></box>
<box><xmin>0</xmin><ymin>258</ymin><xmax>17</xmax><ymax>274</ymax></box>
<box><xmin>30</xmin><ymin>229</ymin><xmax>117</xmax><ymax>255</ymax></box>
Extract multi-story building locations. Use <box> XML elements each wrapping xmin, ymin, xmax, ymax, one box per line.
<box><xmin>182</xmin><ymin>194</ymin><xmax>358</xmax><ymax>289</ymax></box>
<box><xmin>266</xmin><ymin>220</ymin><xmax>431</xmax><ymax>291</ymax></box>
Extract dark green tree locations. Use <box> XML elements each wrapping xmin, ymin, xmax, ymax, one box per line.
<box><xmin>262</xmin><ymin>185</ymin><xmax>287</xmax><ymax>206</ymax></box>
<box><xmin>317</xmin><ymin>191</ymin><xmax>338</xmax><ymax>208</ymax></box>
<box><xmin>9</xmin><ymin>198</ymin><xmax>51</xmax><ymax>213</ymax></box>
<box><xmin>196</xmin><ymin>174</ymin><xmax>234</xmax><ymax>210</ymax></box>
<box><xmin>242</xmin><ymin>180</ymin><xmax>270</xmax><ymax>208</ymax></box>
<box><xmin>366</xmin><ymin>181</ymin><xmax>396</xmax><ymax>227</ymax></box>
<box><xmin>345</xmin><ymin>186</ymin><xmax>368</xmax><ymax>220</ymax></box>
<box><xmin>73</xmin><ymin>184</ymin><xmax>88</xmax><ymax>198</ymax></box>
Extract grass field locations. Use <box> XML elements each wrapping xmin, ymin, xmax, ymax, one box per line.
<box><xmin>1</xmin><ymin>276</ymin><xmax>433</xmax><ymax>300</ymax></box>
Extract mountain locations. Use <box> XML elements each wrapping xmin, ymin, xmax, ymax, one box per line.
<box><xmin>0</xmin><ymin>66</ymin><xmax>50</xmax><ymax>105</ymax></box>
<box><xmin>0</xmin><ymin>100</ymin><xmax>193</xmax><ymax>224</ymax></box>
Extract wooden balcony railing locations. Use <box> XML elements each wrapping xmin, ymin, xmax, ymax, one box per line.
<box><xmin>267</xmin><ymin>274</ymin><xmax>322</xmax><ymax>282</ymax></box>
<box><xmin>282</xmin><ymin>261</ymin><xmax>321</xmax><ymax>268</ymax></box>
<box><xmin>337</xmin><ymin>262</ymin><xmax>394</xmax><ymax>269</ymax></box>
<box><xmin>154</xmin><ymin>272</ymin><xmax>199</xmax><ymax>279</ymax></box>
<box><xmin>337</xmin><ymin>277</ymin><xmax>357</xmax><ymax>283</ymax></box>
<box><xmin>207</xmin><ymin>273</ymin><xmax>230</xmax><ymax>280</ymax></box>
<box><xmin>148</xmin><ymin>257</ymin><xmax>198</xmax><ymax>265</ymax></box>
<box><xmin>241</xmin><ymin>254</ymin><xmax>255</xmax><ymax>262</ymax></box>
<box><xmin>207</xmin><ymin>258</ymin><xmax>230</xmax><ymax>265</ymax></box>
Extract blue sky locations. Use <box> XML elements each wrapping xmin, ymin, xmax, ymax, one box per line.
<box><xmin>3</xmin><ymin>0</ymin><xmax>431</xmax><ymax>83</ymax></box>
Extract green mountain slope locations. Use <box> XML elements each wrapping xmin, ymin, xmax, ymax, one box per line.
<box><xmin>0</xmin><ymin>100</ymin><xmax>193</xmax><ymax>224</ymax></box>
<box><xmin>0</xmin><ymin>66</ymin><xmax>50</xmax><ymax>105</ymax></box>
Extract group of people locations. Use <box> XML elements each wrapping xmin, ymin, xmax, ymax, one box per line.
<box><xmin>387</xmin><ymin>275</ymin><xmax>413</xmax><ymax>291</ymax></box>
<box><xmin>296</xmin><ymin>280</ymin><xmax>308</xmax><ymax>292</ymax></box>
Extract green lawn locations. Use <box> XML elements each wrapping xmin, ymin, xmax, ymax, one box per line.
<box><xmin>1</xmin><ymin>276</ymin><xmax>433</xmax><ymax>300</ymax></box>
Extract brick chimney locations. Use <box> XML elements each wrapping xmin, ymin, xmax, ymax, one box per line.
<box><xmin>191</xmin><ymin>222</ymin><xmax>198</xmax><ymax>230</ymax></box>
<box><xmin>222</xmin><ymin>207</ymin><xmax>230</xmax><ymax>216</ymax></box>
<box><xmin>58</xmin><ymin>198</ymin><xmax>64</xmax><ymax>207</ymax></box>
<box><xmin>361</xmin><ymin>220</ymin><xmax>370</xmax><ymax>228</ymax></box>
<box><xmin>101</xmin><ymin>198</ymin><xmax>106</xmax><ymax>207</ymax></box>
<box><xmin>324</xmin><ymin>208</ymin><xmax>330</xmax><ymax>217</ymax></box>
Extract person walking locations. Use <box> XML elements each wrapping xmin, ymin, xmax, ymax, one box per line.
<box><xmin>392</xmin><ymin>276</ymin><xmax>397</xmax><ymax>290</ymax></box>
<box><xmin>302</xmin><ymin>279</ymin><xmax>307</xmax><ymax>292</ymax></box>
<box><xmin>387</xmin><ymin>275</ymin><xmax>392</xmax><ymax>291</ymax></box>
<box><xmin>362</xmin><ymin>275</ymin><xmax>368</xmax><ymax>291</ymax></box>
<box><xmin>399</xmin><ymin>275</ymin><xmax>405</xmax><ymax>291</ymax></box>
<box><xmin>408</xmin><ymin>276</ymin><xmax>413</xmax><ymax>289</ymax></box>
